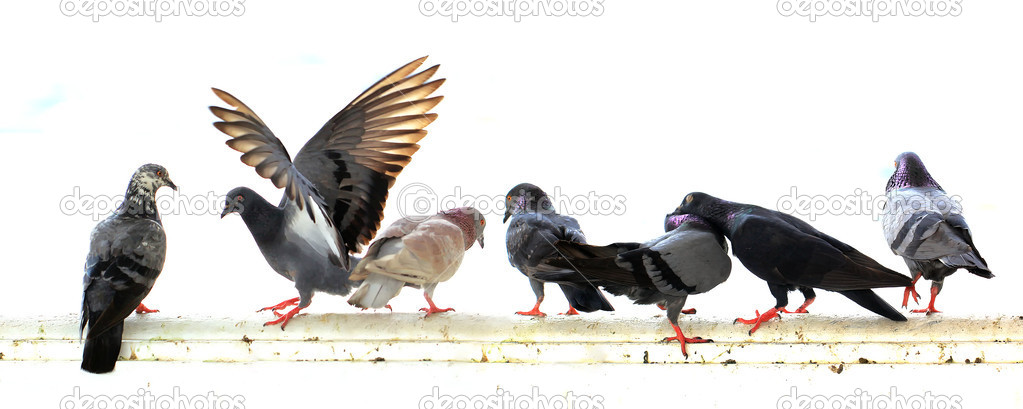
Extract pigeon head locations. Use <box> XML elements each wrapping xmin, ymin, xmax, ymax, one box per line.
<box><xmin>131</xmin><ymin>164</ymin><xmax>178</xmax><ymax>192</ymax></box>
<box><xmin>119</xmin><ymin>164</ymin><xmax>177</xmax><ymax>218</ymax></box>
<box><xmin>440</xmin><ymin>206</ymin><xmax>487</xmax><ymax>249</ymax></box>
<box><xmin>887</xmin><ymin>152</ymin><xmax>942</xmax><ymax>192</ymax></box>
<box><xmin>503</xmin><ymin>183</ymin><xmax>554</xmax><ymax>223</ymax></box>
<box><xmin>221</xmin><ymin>186</ymin><xmax>259</xmax><ymax>218</ymax></box>
<box><xmin>666</xmin><ymin>192</ymin><xmax>736</xmax><ymax>227</ymax></box>
<box><xmin>664</xmin><ymin>214</ymin><xmax>711</xmax><ymax>232</ymax></box>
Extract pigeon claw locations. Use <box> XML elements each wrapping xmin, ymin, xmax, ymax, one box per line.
<box><xmin>902</xmin><ymin>275</ymin><xmax>922</xmax><ymax>308</ymax></box>
<box><xmin>263</xmin><ymin>306</ymin><xmax>304</xmax><ymax>330</ymax></box>
<box><xmin>911</xmin><ymin>286</ymin><xmax>941</xmax><ymax>315</ymax></box>
<box><xmin>680</xmin><ymin>308</ymin><xmax>697</xmax><ymax>315</ymax></box>
<box><xmin>663</xmin><ymin>324</ymin><xmax>712</xmax><ymax>359</ymax></box>
<box><xmin>515</xmin><ymin>301</ymin><xmax>546</xmax><ymax>317</ymax></box>
<box><xmin>734</xmin><ymin>308</ymin><xmax>781</xmax><ymax>335</ymax></box>
<box><xmin>780</xmin><ymin>297</ymin><xmax>814</xmax><ymax>314</ymax></box>
<box><xmin>420</xmin><ymin>293</ymin><xmax>453</xmax><ymax>317</ymax></box>
<box><xmin>134</xmin><ymin>303</ymin><xmax>159</xmax><ymax>314</ymax></box>
<box><xmin>258</xmin><ymin>297</ymin><xmax>300</xmax><ymax>313</ymax></box>
<box><xmin>559</xmin><ymin>306</ymin><xmax>580</xmax><ymax>316</ymax></box>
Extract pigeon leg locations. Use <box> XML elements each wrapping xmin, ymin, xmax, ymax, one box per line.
<box><xmin>134</xmin><ymin>303</ymin><xmax>159</xmax><ymax>314</ymax></box>
<box><xmin>258</xmin><ymin>297</ymin><xmax>300</xmax><ymax>314</ymax></box>
<box><xmin>781</xmin><ymin>298</ymin><xmax>815</xmax><ymax>314</ymax></box>
<box><xmin>419</xmin><ymin>292</ymin><xmax>454</xmax><ymax>317</ymax></box>
<box><xmin>263</xmin><ymin>305</ymin><xmax>304</xmax><ymax>330</ymax></box>
<box><xmin>663</xmin><ymin>323</ymin><xmax>712</xmax><ymax>358</ymax></box>
<box><xmin>734</xmin><ymin>308</ymin><xmax>782</xmax><ymax>335</ymax></box>
<box><xmin>902</xmin><ymin>274</ymin><xmax>922</xmax><ymax>308</ymax></box>
<box><xmin>560</xmin><ymin>306</ymin><xmax>580</xmax><ymax>315</ymax></box>
<box><xmin>911</xmin><ymin>285</ymin><xmax>942</xmax><ymax>314</ymax></box>
<box><xmin>516</xmin><ymin>296</ymin><xmax>546</xmax><ymax>317</ymax></box>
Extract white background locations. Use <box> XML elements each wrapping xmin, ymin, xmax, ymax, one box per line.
<box><xmin>1</xmin><ymin>0</ymin><xmax>1020</xmax><ymax>407</ymax></box>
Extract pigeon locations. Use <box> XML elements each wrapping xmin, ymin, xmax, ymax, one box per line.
<box><xmin>214</xmin><ymin>57</ymin><xmax>444</xmax><ymax>329</ymax></box>
<box><xmin>669</xmin><ymin>192</ymin><xmax>913</xmax><ymax>334</ymax></box>
<box><xmin>347</xmin><ymin>207</ymin><xmax>486</xmax><ymax>316</ymax></box>
<box><xmin>80</xmin><ymin>164</ymin><xmax>177</xmax><ymax>373</ymax></box>
<box><xmin>882</xmin><ymin>152</ymin><xmax>992</xmax><ymax>314</ymax></box>
<box><xmin>503</xmin><ymin>183</ymin><xmax>614</xmax><ymax>316</ymax></box>
<box><xmin>537</xmin><ymin>214</ymin><xmax>732</xmax><ymax>357</ymax></box>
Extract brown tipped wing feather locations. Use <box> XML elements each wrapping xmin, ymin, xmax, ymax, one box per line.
<box><xmin>210</xmin><ymin>56</ymin><xmax>444</xmax><ymax>255</ymax></box>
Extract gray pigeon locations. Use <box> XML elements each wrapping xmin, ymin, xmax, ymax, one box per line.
<box><xmin>503</xmin><ymin>183</ymin><xmax>614</xmax><ymax>316</ymax></box>
<box><xmin>536</xmin><ymin>214</ymin><xmax>731</xmax><ymax>357</ymax></box>
<box><xmin>347</xmin><ymin>207</ymin><xmax>485</xmax><ymax>316</ymax></box>
<box><xmin>215</xmin><ymin>57</ymin><xmax>444</xmax><ymax>329</ymax></box>
<box><xmin>81</xmin><ymin>164</ymin><xmax>177</xmax><ymax>373</ymax></box>
<box><xmin>882</xmin><ymin>152</ymin><xmax>993</xmax><ymax>314</ymax></box>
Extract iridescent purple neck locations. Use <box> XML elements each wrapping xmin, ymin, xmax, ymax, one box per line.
<box><xmin>886</xmin><ymin>153</ymin><xmax>942</xmax><ymax>192</ymax></box>
<box><xmin>439</xmin><ymin>207</ymin><xmax>480</xmax><ymax>250</ymax></box>
<box><xmin>664</xmin><ymin>214</ymin><xmax>710</xmax><ymax>232</ymax></box>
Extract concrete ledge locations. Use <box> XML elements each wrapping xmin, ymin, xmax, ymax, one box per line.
<box><xmin>2</xmin><ymin>313</ymin><xmax>1021</xmax><ymax>364</ymax></box>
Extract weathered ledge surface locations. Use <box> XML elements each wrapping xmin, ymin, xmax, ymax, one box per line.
<box><xmin>2</xmin><ymin>313</ymin><xmax>1020</xmax><ymax>364</ymax></box>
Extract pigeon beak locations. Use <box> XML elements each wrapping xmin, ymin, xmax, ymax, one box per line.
<box><xmin>221</xmin><ymin>202</ymin><xmax>236</xmax><ymax>219</ymax></box>
<box><xmin>502</xmin><ymin>210</ymin><xmax>511</xmax><ymax>224</ymax></box>
<box><xmin>477</xmin><ymin>236</ymin><xmax>485</xmax><ymax>249</ymax></box>
<box><xmin>166</xmin><ymin>178</ymin><xmax>178</xmax><ymax>191</ymax></box>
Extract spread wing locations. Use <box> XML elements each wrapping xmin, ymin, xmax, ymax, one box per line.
<box><xmin>209</xmin><ymin>87</ymin><xmax>331</xmax><ymax>224</ymax></box>
<box><xmin>292</xmin><ymin>57</ymin><xmax>444</xmax><ymax>254</ymax></box>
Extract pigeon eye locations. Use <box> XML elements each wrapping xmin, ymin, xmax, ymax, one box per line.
<box><xmin>479</xmin><ymin>219</ymin><xmax>485</xmax><ymax>226</ymax></box>
<box><xmin>157</xmin><ymin>170</ymin><xmax>164</xmax><ymax>177</ymax></box>
<box><xmin>684</xmin><ymin>194</ymin><xmax>693</xmax><ymax>204</ymax></box>
<box><xmin>235</xmin><ymin>195</ymin><xmax>244</xmax><ymax>201</ymax></box>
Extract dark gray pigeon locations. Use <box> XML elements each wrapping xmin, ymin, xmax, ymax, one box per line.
<box><xmin>882</xmin><ymin>152</ymin><xmax>992</xmax><ymax>314</ymax></box>
<box><xmin>81</xmin><ymin>164</ymin><xmax>177</xmax><ymax>373</ymax></box>
<box><xmin>537</xmin><ymin>214</ymin><xmax>731</xmax><ymax>358</ymax></box>
<box><xmin>670</xmin><ymin>192</ymin><xmax>913</xmax><ymax>334</ymax></box>
<box><xmin>215</xmin><ymin>57</ymin><xmax>443</xmax><ymax>329</ymax></box>
<box><xmin>503</xmin><ymin>183</ymin><xmax>613</xmax><ymax>316</ymax></box>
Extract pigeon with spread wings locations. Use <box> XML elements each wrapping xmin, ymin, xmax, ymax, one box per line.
<box><xmin>214</xmin><ymin>57</ymin><xmax>444</xmax><ymax>329</ymax></box>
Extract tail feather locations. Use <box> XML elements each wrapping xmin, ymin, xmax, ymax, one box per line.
<box><xmin>558</xmin><ymin>284</ymin><xmax>614</xmax><ymax>312</ymax></box>
<box><xmin>81</xmin><ymin>321</ymin><xmax>124</xmax><ymax>374</ymax></box>
<box><xmin>838</xmin><ymin>289</ymin><xmax>907</xmax><ymax>322</ymax></box>
<box><xmin>347</xmin><ymin>273</ymin><xmax>404</xmax><ymax>309</ymax></box>
<box><xmin>940</xmin><ymin>252</ymin><xmax>993</xmax><ymax>279</ymax></box>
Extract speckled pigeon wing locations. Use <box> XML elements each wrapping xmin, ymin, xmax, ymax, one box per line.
<box><xmin>81</xmin><ymin>218</ymin><xmax>166</xmax><ymax>339</ymax></box>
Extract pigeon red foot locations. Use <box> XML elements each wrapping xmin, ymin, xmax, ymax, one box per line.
<box><xmin>560</xmin><ymin>306</ymin><xmax>580</xmax><ymax>315</ymax></box>
<box><xmin>420</xmin><ymin>293</ymin><xmax>454</xmax><ymax>317</ymax></box>
<box><xmin>516</xmin><ymin>298</ymin><xmax>546</xmax><ymax>317</ymax></box>
<box><xmin>902</xmin><ymin>275</ymin><xmax>922</xmax><ymax>308</ymax></box>
<box><xmin>258</xmin><ymin>297</ymin><xmax>300</xmax><ymax>314</ymax></box>
<box><xmin>134</xmin><ymin>303</ymin><xmax>159</xmax><ymax>314</ymax></box>
<box><xmin>656</xmin><ymin>304</ymin><xmax>696</xmax><ymax>314</ymax></box>
<box><xmin>911</xmin><ymin>286</ymin><xmax>942</xmax><ymax>315</ymax></box>
<box><xmin>734</xmin><ymin>308</ymin><xmax>782</xmax><ymax>334</ymax></box>
<box><xmin>663</xmin><ymin>323</ymin><xmax>712</xmax><ymax>358</ymax></box>
<box><xmin>781</xmin><ymin>298</ymin><xmax>815</xmax><ymax>314</ymax></box>
<box><xmin>263</xmin><ymin>306</ymin><xmax>304</xmax><ymax>330</ymax></box>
